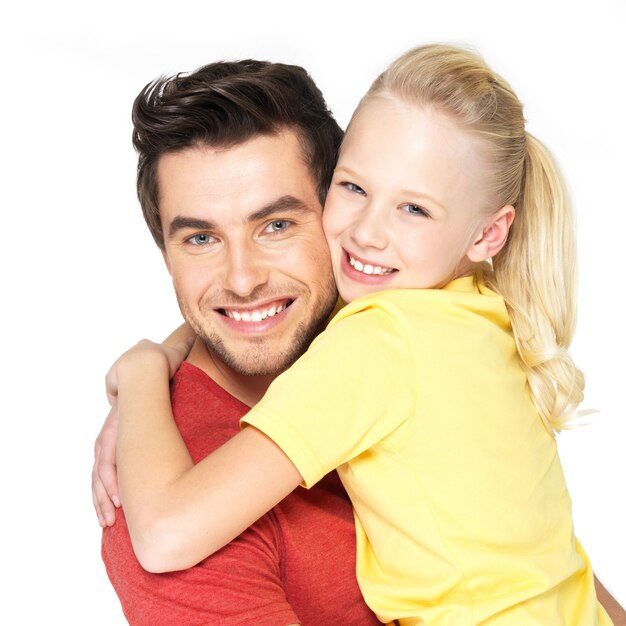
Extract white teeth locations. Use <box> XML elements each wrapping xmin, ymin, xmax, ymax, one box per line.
<box><xmin>224</xmin><ymin>303</ymin><xmax>287</xmax><ymax>322</ymax></box>
<box><xmin>348</xmin><ymin>255</ymin><xmax>393</xmax><ymax>275</ymax></box>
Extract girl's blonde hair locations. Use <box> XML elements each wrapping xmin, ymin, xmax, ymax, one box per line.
<box><xmin>359</xmin><ymin>44</ymin><xmax>583</xmax><ymax>433</ymax></box>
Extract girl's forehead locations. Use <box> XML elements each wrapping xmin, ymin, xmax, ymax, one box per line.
<box><xmin>345</xmin><ymin>96</ymin><xmax>469</xmax><ymax>148</ymax></box>
<box><xmin>342</xmin><ymin>95</ymin><xmax>481</xmax><ymax>169</ymax></box>
<box><xmin>338</xmin><ymin>94</ymin><xmax>492</xmax><ymax>214</ymax></box>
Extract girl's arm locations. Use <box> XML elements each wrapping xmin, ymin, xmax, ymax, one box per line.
<box><xmin>115</xmin><ymin>341</ymin><xmax>302</xmax><ymax>573</ymax></box>
<box><xmin>92</xmin><ymin>323</ymin><xmax>197</xmax><ymax>528</ymax></box>
<box><xmin>595</xmin><ymin>578</ymin><xmax>626</xmax><ymax>625</ymax></box>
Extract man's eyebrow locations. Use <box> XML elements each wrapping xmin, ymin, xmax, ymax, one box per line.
<box><xmin>168</xmin><ymin>217</ymin><xmax>216</xmax><ymax>238</ymax></box>
<box><xmin>167</xmin><ymin>196</ymin><xmax>315</xmax><ymax>239</ymax></box>
<box><xmin>247</xmin><ymin>195</ymin><xmax>315</xmax><ymax>222</ymax></box>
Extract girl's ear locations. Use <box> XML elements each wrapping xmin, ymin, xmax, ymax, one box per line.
<box><xmin>467</xmin><ymin>205</ymin><xmax>515</xmax><ymax>263</ymax></box>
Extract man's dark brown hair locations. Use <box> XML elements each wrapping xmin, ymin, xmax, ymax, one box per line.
<box><xmin>132</xmin><ymin>59</ymin><xmax>344</xmax><ymax>248</ymax></box>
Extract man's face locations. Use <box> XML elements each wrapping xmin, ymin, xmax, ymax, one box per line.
<box><xmin>158</xmin><ymin>131</ymin><xmax>338</xmax><ymax>376</ymax></box>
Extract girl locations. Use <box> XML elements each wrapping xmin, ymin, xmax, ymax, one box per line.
<box><xmin>111</xmin><ymin>45</ymin><xmax>611</xmax><ymax>624</ymax></box>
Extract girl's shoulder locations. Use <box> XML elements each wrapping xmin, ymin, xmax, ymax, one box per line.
<box><xmin>333</xmin><ymin>276</ymin><xmax>505</xmax><ymax>321</ymax></box>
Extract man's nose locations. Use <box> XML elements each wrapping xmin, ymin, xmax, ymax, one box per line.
<box><xmin>221</xmin><ymin>241</ymin><xmax>270</xmax><ymax>297</ymax></box>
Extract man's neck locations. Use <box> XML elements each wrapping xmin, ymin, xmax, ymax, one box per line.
<box><xmin>185</xmin><ymin>339</ymin><xmax>276</xmax><ymax>407</ymax></box>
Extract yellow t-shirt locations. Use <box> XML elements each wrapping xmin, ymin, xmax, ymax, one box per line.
<box><xmin>243</xmin><ymin>276</ymin><xmax>611</xmax><ymax>625</ymax></box>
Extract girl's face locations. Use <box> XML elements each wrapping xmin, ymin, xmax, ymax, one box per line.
<box><xmin>323</xmin><ymin>95</ymin><xmax>495</xmax><ymax>304</ymax></box>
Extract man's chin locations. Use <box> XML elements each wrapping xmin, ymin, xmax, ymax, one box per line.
<box><xmin>204</xmin><ymin>340</ymin><xmax>296</xmax><ymax>377</ymax></box>
<box><xmin>184</xmin><ymin>283</ymin><xmax>337</xmax><ymax>377</ymax></box>
<box><xmin>197</xmin><ymin>313</ymin><xmax>326</xmax><ymax>377</ymax></box>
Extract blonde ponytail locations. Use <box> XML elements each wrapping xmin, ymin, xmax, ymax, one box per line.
<box><xmin>361</xmin><ymin>44</ymin><xmax>584</xmax><ymax>432</ymax></box>
<box><xmin>488</xmin><ymin>134</ymin><xmax>584</xmax><ymax>433</ymax></box>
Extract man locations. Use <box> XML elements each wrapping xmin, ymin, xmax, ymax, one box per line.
<box><xmin>93</xmin><ymin>59</ymin><xmax>379</xmax><ymax>625</ymax></box>
<box><xmin>93</xmin><ymin>59</ymin><xmax>625</xmax><ymax>625</ymax></box>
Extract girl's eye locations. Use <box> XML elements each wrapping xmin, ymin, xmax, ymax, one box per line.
<box><xmin>187</xmin><ymin>233</ymin><xmax>216</xmax><ymax>246</ymax></box>
<box><xmin>342</xmin><ymin>182</ymin><xmax>366</xmax><ymax>195</ymax></box>
<box><xmin>401</xmin><ymin>203</ymin><xmax>429</xmax><ymax>217</ymax></box>
<box><xmin>264</xmin><ymin>220</ymin><xmax>292</xmax><ymax>234</ymax></box>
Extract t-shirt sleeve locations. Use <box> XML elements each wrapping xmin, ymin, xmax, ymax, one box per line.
<box><xmin>102</xmin><ymin>509</ymin><xmax>302</xmax><ymax>626</ymax></box>
<box><xmin>243</xmin><ymin>302</ymin><xmax>415</xmax><ymax>487</ymax></box>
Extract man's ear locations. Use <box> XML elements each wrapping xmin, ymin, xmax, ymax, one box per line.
<box><xmin>466</xmin><ymin>205</ymin><xmax>515</xmax><ymax>263</ymax></box>
<box><xmin>161</xmin><ymin>247</ymin><xmax>173</xmax><ymax>275</ymax></box>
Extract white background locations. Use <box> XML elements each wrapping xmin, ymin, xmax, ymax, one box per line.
<box><xmin>2</xmin><ymin>1</ymin><xmax>624</xmax><ymax>623</ymax></box>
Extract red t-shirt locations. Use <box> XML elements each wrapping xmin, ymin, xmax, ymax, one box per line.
<box><xmin>102</xmin><ymin>361</ymin><xmax>379</xmax><ymax>625</ymax></box>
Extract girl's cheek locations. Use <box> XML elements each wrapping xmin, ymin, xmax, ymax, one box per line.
<box><xmin>322</xmin><ymin>192</ymin><xmax>347</xmax><ymax>235</ymax></box>
<box><xmin>322</xmin><ymin>200</ymin><xmax>337</xmax><ymax>237</ymax></box>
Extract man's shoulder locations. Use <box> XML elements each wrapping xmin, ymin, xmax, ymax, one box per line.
<box><xmin>172</xmin><ymin>361</ymin><xmax>249</xmax><ymax>410</ymax></box>
<box><xmin>170</xmin><ymin>361</ymin><xmax>247</xmax><ymax>460</ymax></box>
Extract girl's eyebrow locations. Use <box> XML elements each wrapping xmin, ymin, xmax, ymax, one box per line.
<box><xmin>333</xmin><ymin>165</ymin><xmax>359</xmax><ymax>178</ymax></box>
<box><xmin>335</xmin><ymin>165</ymin><xmax>446</xmax><ymax>213</ymax></box>
<box><xmin>398</xmin><ymin>188</ymin><xmax>446</xmax><ymax>213</ymax></box>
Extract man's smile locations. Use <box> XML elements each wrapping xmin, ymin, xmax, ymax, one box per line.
<box><xmin>217</xmin><ymin>298</ymin><xmax>294</xmax><ymax>322</ymax></box>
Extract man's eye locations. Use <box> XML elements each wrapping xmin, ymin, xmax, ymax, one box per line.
<box><xmin>187</xmin><ymin>233</ymin><xmax>215</xmax><ymax>245</ymax></box>
<box><xmin>264</xmin><ymin>220</ymin><xmax>292</xmax><ymax>234</ymax></box>
<box><xmin>400</xmin><ymin>203</ymin><xmax>429</xmax><ymax>217</ymax></box>
<box><xmin>342</xmin><ymin>182</ymin><xmax>366</xmax><ymax>195</ymax></box>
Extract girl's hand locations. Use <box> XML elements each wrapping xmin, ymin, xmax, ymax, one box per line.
<box><xmin>106</xmin><ymin>329</ymin><xmax>195</xmax><ymax>402</ymax></box>
<box><xmin>92</xmin><ymin>405</ymin><xmax>120</xmax><ymax>527</ymax></box>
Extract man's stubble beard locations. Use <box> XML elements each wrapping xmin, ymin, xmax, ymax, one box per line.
<box><xmin>175</xmin><ymin>278</ymin><xmax>338</xmax><ymax>377</ymax></box>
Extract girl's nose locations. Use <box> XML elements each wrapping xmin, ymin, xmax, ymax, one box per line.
<box><xmin>349</xmin><ymin>202</ymin><xmax>388</xmax><ymax>251</ymax></box>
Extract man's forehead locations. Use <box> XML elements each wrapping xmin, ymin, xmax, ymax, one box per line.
<box><xmin>157</xmin><ymin>136</ymin><xmax>321</xmax><ymax>235</ymax></box>
<box><xmin>160</xmin><ymin>132</ymin><xmax>313</xmax><ymax>189</ymax></box>
<box><xmin>159</xmin><ymin>130</ymin><xmax>311</xmax><ymax>181</ymax></box>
